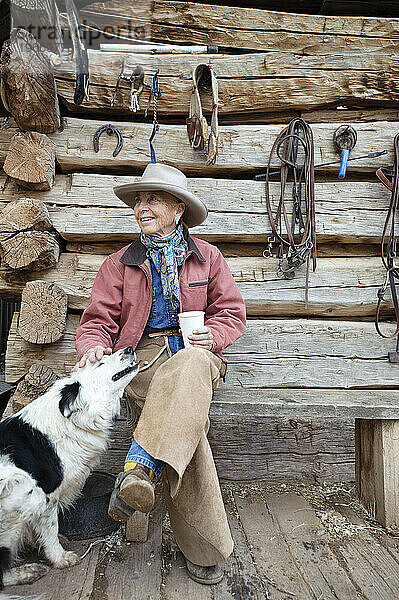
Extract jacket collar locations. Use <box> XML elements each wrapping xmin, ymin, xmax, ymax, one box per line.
<box><xmin>120</xmin><ymin>228</ymin><xmax>206</xmax><ymax>266</ymax></box>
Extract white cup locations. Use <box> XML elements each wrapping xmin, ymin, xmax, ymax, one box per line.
<box><xmin>178</xmin><ymin>311</ymin><xmax>205</xmax><ymax>348</ymax></box>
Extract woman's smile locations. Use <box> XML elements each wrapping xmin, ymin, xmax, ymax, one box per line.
<box><xmin>133</xmin><ymin>191</ymin><xmax>185</xmax><ymax>237</ymax></box>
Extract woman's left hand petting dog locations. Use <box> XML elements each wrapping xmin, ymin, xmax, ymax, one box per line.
<box><xmin>0</xmin><ymin>347</ymin><xmax>139</xmax><ymax>591</ymax></box>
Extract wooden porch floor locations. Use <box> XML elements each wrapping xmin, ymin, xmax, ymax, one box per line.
<box><xmin>6</xmin><ymin>481</ymin><xmax>399</xmax><ymax>600</ymax></box>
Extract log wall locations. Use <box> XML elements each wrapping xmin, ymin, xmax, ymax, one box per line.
<box><xmin>2</xmin><ymin>0</ymin><xmax>398</xmax><ymax>483</ymax></box>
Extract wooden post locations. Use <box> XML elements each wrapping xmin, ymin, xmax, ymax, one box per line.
<box><xmin>126</xmin><ymin>511</ymin><xmax>149</xmax><ymax>542</ymax></box>
<box><xmin>355</xmin><ymin>419</ymin><xmax>399</xmax><ymax>529</ymax></box>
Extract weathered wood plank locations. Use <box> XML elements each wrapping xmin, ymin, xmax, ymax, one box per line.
<box><xmin>356</xmin><ymin>419</ymin><xmax>399</xmax><ymax>529</ymax></box>
<box><xmin>234</xmin><ymin>493</ymin><xmax>311</xmax><ymax>597</ymax></box>
<box><xmin>212</xmin><ymin>490</ymin><xmax>264</xmax><ymax>600</ymax></box>
<box><xmin>76</xmin><ymin>0</ymin><xmax>399</xmax><ymax>53</ymax></box>
<box><xmin>6</xmin><ymin>314</ymin><xmax>399</xmax><ymax>403</ymax></box>
<box><xmin>4</xmin><ymin>540</ymin><xmax>100</xmax><ymax>599</ymax></box>
<box><xmin>95</xmin><ymin>400</ymin><xmax>355</xmax><ymax>484</ymax></box>
<box><xmin>65</xmin><ymin>241</ymin><xmax>381</xmax><ymax>258</ymax></box>
<box><xmin>0</xmin><ymin>254</ymin><xmax>390</xmax><ymax>318</ymax></box>
<box><xmin>0</xmin><ymin>118</ymin><xmax>395</xmax><ymax>175</ymax></box>
<box><xmin>0</xmin><ymin>173</ymin><xmax>392</xmax><ymax>243</ymax></box>
<box><xmin>53</xmin><ymin>50</ymin><xmax>399</xmax><ymax>115</ymax></box>
<box><xmin>265</xmin><ymin>493</ymin><xmax>359</xmax><ymax>599</ymax></box>
<box><xmin>333</xmin><ymin>513</ymin><xmax>399</xmax><ymax>598</ymax></box>
<box><xmin>99</xmin><ymin>499</ymin><xmax>163</xmax><ymax>600</ymax></box>
<box><xmin>212</xmin><ymin>416</ymin><xmax>354</xmax><ymax>483</ymax></box>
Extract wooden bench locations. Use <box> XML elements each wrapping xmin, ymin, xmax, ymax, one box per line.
<box><xmin>4</xmin><ymin>312</ymin><xmax>399</xmax><ymax>530</ymax></box>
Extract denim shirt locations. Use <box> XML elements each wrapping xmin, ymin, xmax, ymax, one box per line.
<box><xmin>143</xmin><ymin>259</ymin><xmax>185</xmax><ymax>355</ymax></box>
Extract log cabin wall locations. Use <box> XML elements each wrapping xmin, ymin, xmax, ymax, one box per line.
<box><xmin>1</xmin><ymin>0</ymin><xmax>398</xmax><ymax>483</ymax></box>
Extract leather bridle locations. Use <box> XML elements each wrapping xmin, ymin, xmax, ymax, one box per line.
<box><xmin>375</xmin><ymin>133</ymin><xmax>399</xmax><ymax>352</ymax></box>
<box><xmin>264</xmin><ymin>118</ymin><xmax>317</xmax><ymax>302</ymax></box>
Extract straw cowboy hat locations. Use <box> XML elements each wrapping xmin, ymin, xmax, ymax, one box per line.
<box><xmin>113</xmin><ymin>163</ymin><xmax>208</xmax><ymax>228</ymax></box>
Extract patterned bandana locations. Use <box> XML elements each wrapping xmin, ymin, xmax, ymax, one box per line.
<box><xmin>140</xmin><ymin>222</ymin><xmax>188</xmax><ymax>307</ymax></box>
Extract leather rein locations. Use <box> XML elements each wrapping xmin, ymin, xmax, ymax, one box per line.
<box><xmin>264</xmin><ymin>118</ymin><xmax>317</xmax><ymax>302</ymax></box>
<box><xmin>375</xmin><ymin>132</ymin><xmax>399</xmax><ymax>347</ymax></box>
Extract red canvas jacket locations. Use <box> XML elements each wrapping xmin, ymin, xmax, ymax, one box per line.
<box><xmin>75</xmin><ymin>233</ymin><xmax>246</xmax><ymax>361</ymax></box>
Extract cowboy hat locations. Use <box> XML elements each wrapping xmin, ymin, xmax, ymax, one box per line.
<box><xmin>113</xmin><ymin>163</ymin><xmax>208</xmax><ymax>228</ymax></box>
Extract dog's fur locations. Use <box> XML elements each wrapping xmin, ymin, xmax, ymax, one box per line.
<box><xmin>0</xmin><ymin>347</ymin><xmax>139</xmax><ymax>591</ymax></box>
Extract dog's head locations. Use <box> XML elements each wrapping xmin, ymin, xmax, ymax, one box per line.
<box><xmin>58</xmin><ymin>347</ymin><xmax>139</xmax><ymax>428</ymax></box>
<box><xmin>0</xmin><ymin>467</ymin><xmax>48</xmax><ymax>523</ymax></box>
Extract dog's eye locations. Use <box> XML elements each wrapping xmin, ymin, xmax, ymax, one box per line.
<box><xmin>28</xmin><ymin>490</ymin><xmax>33</xmax><ymax>495</ymax></box>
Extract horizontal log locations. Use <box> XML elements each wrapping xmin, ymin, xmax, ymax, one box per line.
<box><xmin>6</xmin><ymin>315</ymin><xmax>399</xmax><ymax>396</ymax></box>
<box><xmin>0</xmin><ymin>118</ymin><xmax>395</xmax><ymax>175</ymax></box>
<box><xmin>76</xmin><ymin>0</ymin><xmax>399</xmax><ymax>53</ymax></box>
<box><xmin>0</xmin><ymin>173</ymin><xmax>392</xmax><ymax>243</ymax></box>
<box><xmin>65</xmin><ymin>241</ymin><xmax>380</xmax><ymax>258</ymax></box>
<box><xmin>99</xmin><ymin>406</ymin><xmax>355</xmax><ymax>483</ymax></box>
<box><xmin>0</xmin><ymin>254</ymin><xmax>391</xmax><ymax>317</ymax></box>
<box><xmin>53</xmin><ymin>50</ymin><xmax>399</xmax><ymax>116</ymax></box>
<box><xmin>302</xmin><ymin>107</ymin><xmax>399</xmax><ymax>124</ymax></box>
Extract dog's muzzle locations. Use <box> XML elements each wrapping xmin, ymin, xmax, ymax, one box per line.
<box><xmin>112</xmin><ymin>348</ymin><xmax>139</xmax><ymax>381</ymax></box>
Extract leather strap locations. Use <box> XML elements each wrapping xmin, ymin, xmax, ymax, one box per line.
<box><xmin>375</xmin><ymin>133</ymin><xmax>399</xmax><ymax>339</ymax></box>
<box><xmin>264</xmin><ymin>118</ymin><xmax>317</xmax><ymax>303</ymax></box>
<box><xmin>376</xmin><ymin>167</ymin><xmax>394</xmax><ymax>191</ymax></box>
<box><xmin>147</xmin><ymin>328</ymin><xmax>180</xmax><ymax>337</ymax></box>
<box><xmin>186</xmin><ymin>64</ymin><xmax>219</xmax><ymax>166</ymax></box>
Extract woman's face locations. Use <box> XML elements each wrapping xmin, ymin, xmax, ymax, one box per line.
<box><xmin>133</xmin><ymin>191</ymin><xmax>185</xmax><ymax>237</ymax></box>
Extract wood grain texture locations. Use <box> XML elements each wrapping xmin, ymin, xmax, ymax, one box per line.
<box><xmin>0</xmin><ymin>173</ymin><xmax>393</xmax><ymax>244</ymax></box>
<box><xmin>6</xmin><ymin>314</ymin><xmax>399</xmax><ymax>412</ymax></box>
<box><xmin>3</xmin><ymin>131</ymin><xmax>56</xmax><ymax>190</ymax></box>
<box><xmin>97</xmin><ymin>400</ymin><xmax>355</xmax><ymax>483</ymax></box>
<box><xmin>0</xmin><ymin>118</ymin><xmax>395</xmax><ymax>175</ymax></box>
<box><xmin>53</xmin><ymin>50</ymin><xmax>399</xmax><ymax>116</ymax></box>
<box><xmin>3</xmin><ymin>540</ymin><xmax>100</xmax><ymax>599</ymax></box>
<box><xmin>356</xmin><ymin>419</ymin><xmax>399</xmax><ymax>529</ymax></box>
<box><xmin>234</xmin><ymin>493</ymin><xmax>311</xmax><ymax>597</ymax></box>
<box><xmin>264</xmin><ymin>493</ymin><xmax>358</xmax><ymax>599</ymax></box>
<box><xmin>18</xmin><ymin>280</ymin><xmax>67</xmax><ymax>344</ymax></box>
<box><xmin>0</xmin><ymin>253</ymin><xmax>391</xmax><ymax>318</ymax></box>
<box><xmin>77</xmin><ymin>0</ymin><xmax>399</xmax><ymax>53</ymax></box>
<box><xmin>98</xmin><ymin>499</ymin><xmax>162</xmax><ymax>599</ymax></box>
<box><xmin>0</xmin><ymin>28</ymin><xmax>60</xmax><ymax>132</ymax></box>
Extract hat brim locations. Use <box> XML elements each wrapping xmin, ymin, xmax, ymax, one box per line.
<box><xmin>113</xmin><ymin>181</ymin><xmax>208</xmax><ymax>228</ymax></box>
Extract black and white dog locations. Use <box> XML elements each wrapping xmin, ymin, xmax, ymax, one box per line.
<box><xmin>0</xmin><ymin>347</ymin><xmax>139</xmax><ymax>591</ymax></box>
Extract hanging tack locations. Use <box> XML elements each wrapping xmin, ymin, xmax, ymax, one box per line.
<box><xmin>147</xmin><ymin>69</ymin><xmax>162</xmax><ymax>163</ymax></box>
<box><xmin>333</xmin><ymin>125</ymin><xmax>357</xmax><ymax>179</ymax></box>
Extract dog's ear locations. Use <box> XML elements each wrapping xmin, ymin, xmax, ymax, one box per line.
<box><xmin>0</xmin><ymin>477</ymin><xmax>16</xmax><ymax>499</ymax></box>
<box><xmin>59</xmin><ymin>381</ymin><xmax>81</xmax><ymax>418</ymax></box>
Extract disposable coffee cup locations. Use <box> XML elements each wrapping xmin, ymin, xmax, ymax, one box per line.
<box><xmin>178</xmin><ymin>311</ymin><xmax>205</xmax><ymax>348</ymax></box>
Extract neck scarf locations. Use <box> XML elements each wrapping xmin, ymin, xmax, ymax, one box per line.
<box><xmin>140</xmin><ymin>222</ymin><xmax>188</xmax><ymax>307</ymax></box>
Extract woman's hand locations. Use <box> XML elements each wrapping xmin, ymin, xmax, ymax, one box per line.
<box><xmin>71</xmin><ymin>346</ymin><xmax>112</xmax><ymax>372</ymax></box>
<box><xmin>187</xmin><ymin>326</ymin><xmax>213</xmax><ymax>351</ymax></box>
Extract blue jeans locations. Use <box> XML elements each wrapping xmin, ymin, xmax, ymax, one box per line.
<box><xmin>126</xmin><ymin>257</ymin><xmax>182</xmax><ymax>477</ymax></box>
<box><xmin>125</xmin><ymin>440</ymin><xmax>165</xmax><ymax>478</ymax></box>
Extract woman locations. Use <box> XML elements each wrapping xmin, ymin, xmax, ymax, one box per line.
<box><xmin>75</xmin><ymin>163</ymin><xmax>246</xmax><ymax>585</ymax></box>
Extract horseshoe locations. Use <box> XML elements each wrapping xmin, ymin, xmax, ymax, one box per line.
<box><xmin>93</xmin><ymin>124</ymin><xmax>123</xmax><ymax>158</ymax></box>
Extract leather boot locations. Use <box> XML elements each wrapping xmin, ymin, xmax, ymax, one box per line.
<box><xmin>185</xmin><ymin>557</ymin><xmax>224</xmax><ymax>585</ymax></box>
<box><xmin>117</xmin><ymin>464</ymin><xmax>155</xmax><ymax>513</ymax></box>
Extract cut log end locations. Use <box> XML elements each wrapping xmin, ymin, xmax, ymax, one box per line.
<box><xmin>0</xmin><ymin>28</ymin><xmax>60</xmax><ymax>133</ymax></box>
<box><xmin>18</xmin><ymin>280</ymin><xmax>67</xmax><ymax>344</ymax></box>
<box><xmin>1</xmin><ymin>231</ymin><xmax>60</xmax><ymax>270</ymax></box>
<box><xmin>4</xmin><ymin>131</ymin><xmax>56</xmax><ymax>191</ymax></box>
<box><xmin>12</xmin><ymin>363</ymin><xmax>60</xmax><ymax>413</ymax></box>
